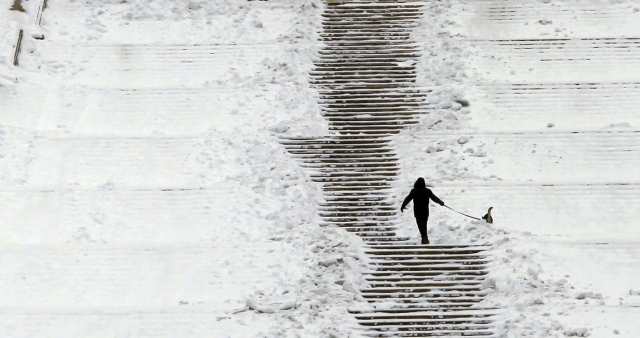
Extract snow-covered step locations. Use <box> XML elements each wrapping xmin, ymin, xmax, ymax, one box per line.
<box><xmin>357</xmin><ymin>317</ymin><xmax>495</xmax><ymax>326</ymax></box>
<box><xmin>317</xmin><ymin>44</ymin><xmax>419</xmax><ymax>51</ymax></box>
<box><xmin>322</xmin><ymin>17</ymin><xmax>421</xmax><ymax>24</ymax></box>
<box><xmin>312</xmin><ymin>171</ymin><xmax>400</xmax><ymax>178</ymax></box>
<box><xmin>360</xmin><ymin>327</ymin><xmax>495</xmax><ymax>337</ymax></box>
<box><xmin>0</xmin><ymin>309</ymin><xmax>268</xmax><ymax>337</ymax></box>
<box><xmin>321</xmin><ymin>216</ymin><xmax>396</xmax><ymax>222</ymax></box>
<box><xmin>350</xmin><ymin>307</ymin><xmax>500</xmax><ymax>314</ymax></box>
<box><xmin>311</xmin><ymin>177</ymin><xmax>397</xmax><ymax>182</ymax></box>
<box><xmin>320</xmin><ymin>211</ymin><xmax>396</xmax><ymax>217</ymax></box>
<box><xmin>320</xmin><ymin>24</ymin><xmax>420</xmax><ymax>31</ymax></box>
<box><xmin>292</xmin><ymin>156</ymin><xmax>399</xmax><ymax>163</ymax></box>
<box><xmin>327</xmin><ymin>119</ymin><xmax>418</xmax><ymax>125</ymax></box>
<box><xmin>312</xmin><ymin>175</ymin><xmax>398</xmax><ymax>182</ymax></box>
<box><xmin>322</xmin><ymin>111</ymin><xmax>427</xmax><ymax>117</ymax></box>
<box><xmin>301</xmin><ymin>168</ymin><xmax>398</xmax><ymax>176</ymax></box>
<box><xmin>319</xmin><ymin>43</ymin><xmax>419</xmax><ymax>49</ymax></box>
<box><xmin>321</xmin><ymin>224</ymin><xmax>400</xmax><ymax>230</ymax></box>
<box><xmin>22</xmin><ymin>43</ymin><xmax>303</xmax><ymax>87</ymax></box>
<box><xmin>42</xmin><ymin>0</ymin><xmax>305</xmax><ymax>44</ymax></box>
<box><xmin>312</xmin><ymin>72</ymin><xmax>418</xmax><ymax>80</ymax></box>
<box><xmin>368</xmin><ymin>254</ymin><xmax>489</xmax><ymax>261</ymax></box>
<box><xmin>321</xmin><ymin>31</ymin><xmax>412</xmax><ymax>39</ymax></box>
<box><xmin>322</xmin><ymin>10</ymin><xmax>422</xmax><ymax>15</ymax></box>
<box><xmin>368</xmin><ymin>258</ymin><xmax>490</xmax><ymax>265</ymax></box>
<box><xmin>319</xmin><ymin>204</ymin><xmax>396</xmax><ymax>211</ymax></box>
<box><xmin>23</xmin><ymin>136</ymin><xmax>216</xmax><ymax>187</ymax></box>
<box><xmin>352</xmin><ymin>233</ymin><xmax>400</xmax><ymax>239</ymax></box>
<box><xmin>292</xmin><ymin>149</ymin><xmax>397</xmax><ymax>158</ymax></box>
<box><xmin>324</xmin><ymin>128</ymin><xmax>412</xmax><ymax>135</ymax></box>
<box><xmin>0</xmin><ymin>84</ymin><xmax>313</xmax><ymax>136</ymax></box>
<box><xmin>365</xmin><ymin>272</ymin><xmax>489</xmax><ymax>279</ymax></box>
<box><xmin>322</xmin><ymin>10</ymin><xmax>420</xmax><ymax>18</ymax></box>
<box><xmin>365</xmin><ymin>244</ymin><xmax>491</xmax><ymax>251</ymax></box>
<box><xmin>362</xmin><ymin>237</ymin><xmax>412</xmax><ymax>244</ymax></box>
<box><xmin>294</xmin><ymin>158</ymin><xmax>399</xmax><ymax>163</ymax></box>
<box><xmin>313</xmin><ymin>170</ymin><xmax>400</xmax><ymax>177</ymax></box>
<box><xmin>321</xmin><ymin>192</ymin><xmax>392</xmax><ymax>198</ymax></box>
<box><xmin>318</xmin><ymin>198</ymin><xmax>394</xmax><ymax>205</ymax></box>
<box><xmin>320</xmin><ymin>32</ymin><xmax>413</xmax><ymax>39</ymax></box>
<box><xmin>453</xmin><ymin>0</ymin><xmax>640</xmax><ymax>39</ymax></box>
<box><xmin>280</xmin><ymin>142</ymin><xmax>393</xmax><ymax>148</ymax></box>
<box><xmin>410</xmin><ymin>130</ymin><xmax>640</xmax><ymax>182</ymax></box>
<box><xmin>319</xmin><ymin>42</ymin><xmax>418</xmax><ymax>49</ymax></box>
<box><xmin>279</xmin><ymin>139</ymin><xmax>393</xmax><ymax>145</ymax></box>
<box><xmin>365</xmin><ymin>276</ymin><xmax>488</xmax><ymax>283</ymax></box>
<box><xmin>319</xmin><ymin>88</ymin><xmax>431</xmax><ymax>96</ymax></box>
<box><xmin>318</xmin><ymin>205</ymin><xmax>396</xmax><ymax>211</ymax></box>
<box><xmin>320</xmin><ymin>183</ymin><xmax>395</xmax><ymax>189</ymax></box>
<box><xmin>321</xmin><ymin>99</ymin><xmax>426</xmax><ymax>105</ymax></box>
<box><xmin>321</xmin><ymin>109</ymin><xmax>428</xmax><ymax>114</ymax></box>
<box><xmin>326</xmin><ymin>3</ymin><xmax>423</xmax><ymax>9</ymax></box>
<box><xmin>323</xmin><ymin>112</ymin><xmax>428</xmax><ymax>119</ymax></box>
<box><xmin>343</xmin><ymin>227</ymin><xmax>400</xmax><ymax>233</ymax></box>
<box><xmin>320</xmin><ymin>209</ymin><xmax>396</xmax><ymax>216</ymax></box>
<box><xmin>356</xmin><ymin>311</ymin><xmax>497</xmax><ymax>324</ymax></box>
<box><xmin>317</xmin><ymin>55</ymin><xmax>421</xmax><ymax>63</ymax></box>
<box><xmin>367</xmin><ymin>281</ymin><xmax>484</xmax><ymax>288</ymax></box>
<box><xmin>468</xmin><ymin>82</ymin><xmax>640</xmax><ymax>131</ymax></box>
<box><xmin>437</xmin><ymin>183</ymin><xmax>640</xmax><ymax>240</ymax></box>
<box><xmin>320</xmin><ymin>212</ymin><xmax>397</xmax><ymax>219</ymax></box>
<box><xmin>321</xmin><ymin>223</ymin><xmax>400</xmax><ymax>230</ymax></box>
<box><xmin>328</xmin><ymin>126</ymin><xmax>414</xmax><ymax>134</ymax></box>
<box><xmin>311</xmin><ymin>71</ymin><xmax>418</xmax><ymax>77</ymax></box>
<box><xmin>320</xmin><ymin>99</ymin><xmax>425</xmax><ymax>105</ymax></box>
<box><xmin>0</xmin><ymin>243</ymin><xmax>285</xmax><ymax>307</ymax></box>
<box><xmin>360</xmin><ymin>296</ymin><xmax>486</xmax><ymax>304</ymax></box>
<box><xmin>469</xmin><ymin>37</ymin><xmax>640</xmax><ymax>82</ymax></box>
<box><xmin>0</xmin><ymin>187</ymin><xmax>248</xmax><ymax>244</ymax></box>
<box><xmin>368</xmin><ymin>264</ymin><xmax>488</xmax><ymax>272</ymax></box>
<box><xmin>311</xmin><ymin>77</ymin><xmax>418</xmax><ymax>85</ymax></box>
<box><xmin>321</xmin><ymin>104</ymin><xmax>425</xmax><ymax>110</ymax></box>
<box><xmin>475</xmin><ymin>38</ymin><xmax>640</xmax><ymax>60</ymax></box>
<box><xmin>323</xmin><ymin>6</ymin><xmax>423</xmax><ymax>12</ymax></box>
<box><xmin>319</xmin><ymin>42</ymin><xmax>419</xmax><ymax>49</ymax></box>
<box><xmin>361</xmin><ymin>284</ymin><xmax>485</xmax><ymax>292</ymax></box>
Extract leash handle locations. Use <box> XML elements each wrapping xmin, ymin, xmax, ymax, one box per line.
<box><xmin>444</xmin><ymin>205</ymin><xmax>482</xmax><ymax>221</ymax></box>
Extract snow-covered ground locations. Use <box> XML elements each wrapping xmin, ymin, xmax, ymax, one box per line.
<box><xmin>2</xmin><ymin>0</ymin><xmax>640</xmax><ymax>337</ymax></box>
<box><xmin>1</xmin><ymin>0</ymin><xmax>369</xmax><ymax>337</ymax></box>
<box><xmin>392</xmin><ymin>1</ymin><xmax>640</xmax><ymax>337</ymax></box>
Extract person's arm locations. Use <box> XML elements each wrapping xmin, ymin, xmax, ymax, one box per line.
<box><xmin>400</xmin><ymin>191</ymin><xmax>414</xmax><ymax>212</ymax></box>
<box><xmin>430</xmin><ymin>191</ymin><xmax>445</xmax><ymax>206</ymax></box>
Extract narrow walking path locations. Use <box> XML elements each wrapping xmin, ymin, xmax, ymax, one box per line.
<box><xmin>281</xmin><ymin>1</ymin><xmax>499</xmax><ymax>336</ymax></box>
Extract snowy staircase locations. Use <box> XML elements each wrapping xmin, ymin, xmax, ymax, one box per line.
<box><xmin>281</xmin><ymin>1</ymin><xmax>499</xmax><ymax>336</ymax></box>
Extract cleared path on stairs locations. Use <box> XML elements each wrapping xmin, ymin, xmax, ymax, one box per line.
<box><xmin>281</xmin><ymin>1</ymin><xmax>499</xmax><ymax>336</ymax></box>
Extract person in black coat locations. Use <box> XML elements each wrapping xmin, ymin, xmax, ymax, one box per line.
<box><xmin>401</xmin><ymin>177</ymin><xmax>445</xmax><ymax>245</ymax></box>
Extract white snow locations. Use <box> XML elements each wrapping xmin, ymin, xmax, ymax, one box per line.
<box><xmin>1</xmin><ymin>0</ymin><xmax>366</xmax><ymax>337</ymax></box>
<box><xmin>2</xmin><ymin>0</ymin><xmax>640</xmax><ymax>337</ymax></box>
<box><xmin>392</xmin><ymin>1</ymin><xmax>640</xmax><ymax>337</ymax></box>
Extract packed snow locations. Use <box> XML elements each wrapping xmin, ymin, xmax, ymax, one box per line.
<box><xmin>2</xmin><ymin>0</ymin><xmax>639</xmax><ymax>337</ymax></box>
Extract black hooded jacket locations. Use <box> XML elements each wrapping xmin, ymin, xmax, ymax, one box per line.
<box><xmin>401</xmin><ymin>178</ymin><xmax>444</xmax><ymax>217</ymax></box>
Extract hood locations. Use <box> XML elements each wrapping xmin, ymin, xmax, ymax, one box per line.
<box><xmin>413</xmin><ymin>177</ymin><xmax>426</xmax><ymax>189</ymax></box>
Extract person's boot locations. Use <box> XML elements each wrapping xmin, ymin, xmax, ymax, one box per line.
<box><xmin>421</xmin><ymin>236</ymin><xmax>429</xmax><ymax>245</ymax></box>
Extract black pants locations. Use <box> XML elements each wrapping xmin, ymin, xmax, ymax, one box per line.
<box><xmin>415</xmin><ymin>215</ymin><xmax>428</xmax><ymax>237</ymax></box>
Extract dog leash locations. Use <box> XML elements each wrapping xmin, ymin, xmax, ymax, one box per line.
<box><xmin>444</xmin><ymin>205</ymin><xmax>482</xmax><ymax>221</ymax></box>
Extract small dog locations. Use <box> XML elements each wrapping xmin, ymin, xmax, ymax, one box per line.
<box><xmin>482</xmin><ymin>207</ymin><xmax>493</xmax><ymax>224</ymax></box>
